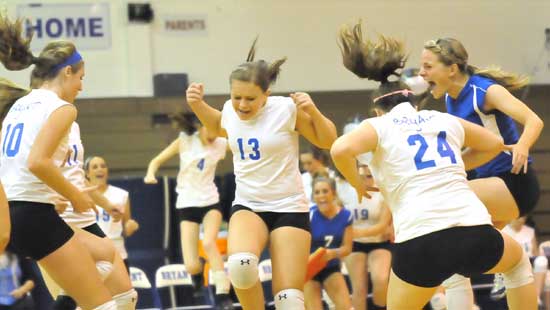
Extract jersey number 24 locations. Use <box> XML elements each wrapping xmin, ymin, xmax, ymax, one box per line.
<box><xmin>408</xmin><ymin>131</ymin><xmax>456</xmax><ymax>171</ymax></box>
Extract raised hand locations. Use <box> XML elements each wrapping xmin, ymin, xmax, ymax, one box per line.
<box><xmin>186</xmin><ymin>83</ymin><xmax>205</xmax><ymax>105</ymax></box>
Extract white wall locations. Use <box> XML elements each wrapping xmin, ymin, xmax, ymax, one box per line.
<box><xmin>2</xmin><ymin>0</ymin><xmax>550</xmax><ymax>98</ymax></box>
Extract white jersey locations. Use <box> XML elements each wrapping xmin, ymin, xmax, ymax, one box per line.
<box><xmin>502</xmin><ymin>225</ymin><xmax>536</xmax><ymax>257</ymax></box>
<box><xmin>337</xmin><ymin>179</ymin><xmax>387</xmax><ymax>243</ymax></box>
<box><xmin>220</xmin><ymin>96</ymin><xmax>308</xmax><ymax>213</ymax></box>
<box><xmin>96</xmin><ymin>185</ymin><xmax>129</xmax><ymax>259</ymax></box>
<box><xmin>363</xmin><ymin>102</ymin><xmax>491</xmax><ymax>242</ymax></box>
<box><xmin>175</xmin><ymin>132</ymin><xmax>226</xmax><ymax>208</ymax></box>
<box><xmin>0</xmin><ymin>89</ymin><xmax>70</xmax><ymax>204</ymax></box>
<box><xmin>59</xmin><ymin>122</ymin><xmax>96</xmax><ymax>228</ymax></box>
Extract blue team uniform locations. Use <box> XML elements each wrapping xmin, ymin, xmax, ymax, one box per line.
<box><xmin>445</xmin><ymin>74</ymin><xmax>531</xmax><ymax>178</ymax></box>
<box><xmin>310</xmin><ymin>206</ymin><xmax>353</xmax><ymax>270</ymax></box>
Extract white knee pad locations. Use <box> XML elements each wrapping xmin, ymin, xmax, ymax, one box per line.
<box><xmin>429</xmin><ymin>292</ymin><xmax>447</xmax><ymax>310</ymax></box>
<box><xmin>274</xmin><ymin>289</ymin><xmax>304</xmax><ymax>310</ymax></box>
<box><xmin>503</xmin><ymin>251</ymin><xmax>534</xmax><ymax>289</ymax></box>
<box><xmin>96</xmin><ymin>260</ymin><xmax>114</xmax><ymax>281</ymax></box>
<box><xmin>227</xmin><ymin>252</ymin><xmax>259</xmax><ymax>289</ymax></box>
<box><xmin>113</xmin><ymin>289</ymin><xmax>138</xmax><ymax>310</ymax></box>
<box><xmin>93</xmin><ymin>300</ymin><xmax>117</xmax><ymax>310</ymax></box>
<box><xmin>442</xmin><ymin>274</ymin><xmax>473</xmax><ymax>310</ymax></box>
<box><xmin>534</xmin><ymin>255</ymin><xmax>548</xmax><ymax>274</ymax></box>
<box><xmin>442</xmin><ymin>274</ymin><xmax>472</xmax><ymax>292</ymax></box>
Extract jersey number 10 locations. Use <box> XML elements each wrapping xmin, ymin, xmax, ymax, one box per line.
<box><xmin>2</xmin><ymin>123</ymin><xmax>24</xmax><ymax>157</ymax></box>
<box><xmin>408</xmin><ymin>131</ymin><xmax>456</xmax><ymax>171</ymax></box>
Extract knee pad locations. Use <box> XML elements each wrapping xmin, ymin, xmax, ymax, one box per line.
<box><xmin>113</xmin><ymin>289</ymin><xmax>138</xmax><ymax>310</ymax></box>
<box><xmin>227</xmin><ymin>252</ymin><xmax>259</xmax><ymax>289</ymax></box>
<box><xmin>441</xmin><ymin>274</ymin><xmax>472</xmax><ymax>292</ymax></box>
<box><xmin>442</xmin><ymin>274</ymin><xmax>473</xmax><ymax>310</ymax></box>
<box><xmin>96</xmin><ymin>260</ymin><xmax>114</xmax><ymax>281</ymax></box>
<box><xmin>274</xmin><ymin>289</ymin><xmax>304</xmax><ymax>310</ymax></box>
<box><xmin>503</xmin><ymin>251</ymin><xmax>534</xmax><ymax>289</ymax></box>
<box><xmin>93</xmin><ymin>300</ymin><xmax>117</xmax><ymax>310</ymax></box>
<box><xmin>429</xmin><ymin>292</ymin><xmax>447</xmax><ymax>310</ymax></box>
<box><xmin>534</xmin><ymin>255</ymin><xmax>548</xmax><ymax>274</ymax></box>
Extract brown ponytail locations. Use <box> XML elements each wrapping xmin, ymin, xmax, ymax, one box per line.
<box><xmin>338</xmin><ymin>21</ymin><xmax>411</xmax><ymax>112</ymax></box>
<box><xmin>424</xmin><ymin>38</ymin><xmax>528</xmax><ymax>91</ymax></box>
<box><xmin>229</xmin><ymin>37</ymin><xmax>287</xmax><ymax>92</ymax></box>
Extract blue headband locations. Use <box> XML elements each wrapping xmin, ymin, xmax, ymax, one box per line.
<box><xmin>50</xmin><ymin>51</ymin><xmax>83</xmax><ymax>74</ymax></box>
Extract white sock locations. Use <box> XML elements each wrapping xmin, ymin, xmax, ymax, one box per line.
<box><xmin>213</xmin><ymin>270</ymin><xmax>231</xmax><ymax>295</ymax></box>
<box><xmin>274</xmin><ymin>289</ymin><xmax>304</xmax><ymax>310</ymax></box>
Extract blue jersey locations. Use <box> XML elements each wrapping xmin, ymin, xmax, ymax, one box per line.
<box><xmin>445</xmin><ymin>74</ymin><xmax>528</xmax><ymax>177</ymax></box>
<box><xmin>0</xmin><ymin>255</ymin><xmax>21</xmax><ymax>306</ymax></box>
<box><xmin>310</xmin><ymin>206</ymin><xmax>353</xmax><ymax>268</ymax></box>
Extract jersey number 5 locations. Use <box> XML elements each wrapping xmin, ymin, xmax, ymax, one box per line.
<box><xmin>407</xmin><ymin>131</ymin><xmax>456</xmax><ymax>171</ymax></box>
<box><xmin>237</xmin><ymin>138</ymin><xmax>261</xmax><ymax>160</ymax></box>
<box><xmin>2</xmin><ymin>123</ymin><xmax>24</xmax><ymax>157</ymax></box>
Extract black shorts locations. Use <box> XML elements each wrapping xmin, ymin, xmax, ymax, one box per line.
<box><xmin>82</xmin><ymin>223</ymin><xmax>107</xmax><ymax>238</ymax></box>
<box><xmin>352</xmin><ymin>241</ymin><xmax>392</xmax><ymax>254</ymax></box>
<box><xmin>312</xmin><ymin>263</ymin><xmax>342</xmax><ymax>284</ymax></box>
<box><xmin>177</xmin><ymin>204</ymin><xmax>222</xmax><ymax>224</ymax></box>
<box><xmin>392</xmin><ymin>225</ymin><xmax>504</xmax><ymax>287</ymax></box>
<box><xmin>7</xmin><ymin>201</ymin><xmax>74</xmax><ymax>261</ymax></box>
<box><xmin>231</xmin><ymin>205</ymin><xmax>310</xmax><ymax>233</ymax></box>
<box><xmin>496</xmin><ymin>167</ymin><xmax>540</xmax><ymax>216</ymax></box>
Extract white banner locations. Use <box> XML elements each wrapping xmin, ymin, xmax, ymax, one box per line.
<box><xmin>16</xmin><ymin>3</ymin><xmax>111</xmax><ymax>50</ymax></box>
<box><xmin>158</xmin><ymin>15</ymin><xmax>208</xmax><ymax>36</ymax></box>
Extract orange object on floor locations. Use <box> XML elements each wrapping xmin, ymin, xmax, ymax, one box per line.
<box><xmin>305</xmin><ymin>247</ymin><xmax>327</xmax><ymax>282</ymax></box>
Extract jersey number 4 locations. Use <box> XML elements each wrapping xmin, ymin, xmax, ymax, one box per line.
<box><xmin>237</xmin><ymin>138</ymin><xmax>261</xmax><ymax>160</ymax></box>
<box><xmin>2</xmin><ymin>123</ymin><xmax>24</xmax><ymax>157</ymax></box>
<box><xmin>408</xmin><ymin>131</ymin><xmax>456</xmax><ymax>170</ymax></box>
<box><xmin>196</xmin><ymin>158</ymin><xmax>205</xmax><ymax>171</ymax></box>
